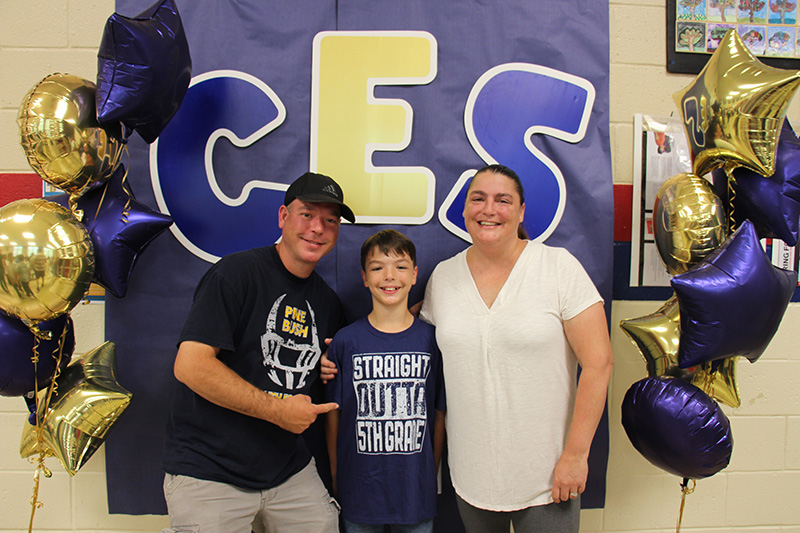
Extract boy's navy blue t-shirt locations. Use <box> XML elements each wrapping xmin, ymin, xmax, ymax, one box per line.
<box><xmin>326</xmin><ymin>316</ymin><xmax>446</xmax><ymax>525</ymax></box>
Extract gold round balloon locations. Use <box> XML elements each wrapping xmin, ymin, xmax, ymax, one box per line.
<box><xmin>0</xmin><ymin>199</ymin><xmax>94</xmax><ymax>323</ymax></box>
<box><xmin>18</xmin><ymin>73</ymin><xmax>123</xmax><ymax>197</ymax></box>
<box><xmin>653</xmin><ymin>173</ymin><xmax>727</xmax><ymax>275</ymax></box>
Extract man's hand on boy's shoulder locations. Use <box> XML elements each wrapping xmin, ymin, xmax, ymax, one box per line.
<box><xmin>320</xmin><ymin>354</ymin><xmax>337</xmax><ymax>383</ymax></box>
<box><xmin>320</xmin><ymin>338</ymin><xmax>338</xmax><ymax>384</ymax></box>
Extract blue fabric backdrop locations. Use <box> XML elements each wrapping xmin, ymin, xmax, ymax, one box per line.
<box><xmin>105</xmin><ymin>0</ymin><xmax>613</xmax><ymax>520</ymax></box>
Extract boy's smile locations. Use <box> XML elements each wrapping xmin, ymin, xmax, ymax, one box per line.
<box><xmin>361</xmin><ymin>250</ymin><xmax>418</xmax><ymax>308</ymax></box>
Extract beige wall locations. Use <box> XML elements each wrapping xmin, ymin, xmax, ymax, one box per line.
<box><xmin>1</xmin><ymin>0</ymin><xmax>799</xmax><ymax>531</ymax></box>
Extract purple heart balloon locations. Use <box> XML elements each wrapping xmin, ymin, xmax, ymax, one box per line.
<box><xmin>713</xmin><ymin>120</ymin><xmax>800</xmax><ymax>246</ymax></box>
<box><xmin>0</xmin><ymin>312</ymin><xmax>75</xmax><ymax>398</ymax></box>
<box><xmin>96</xmin><ymin>0</ymin><xmax>192</xmax><ymax>143</ymax></box>
<box><xmin>51</xmin><ymin>165</ymin><xmax>173</xmax><ymax>297</ymax></box>
<box><xmin>672</xmin><ymin>220</ymin><xmax>797</xmax><ymax>367</ymax></box>
<box><xmin>621</xmin><ymin>377</ymin><xmax>732</xmax><ymax>480</ymax></box>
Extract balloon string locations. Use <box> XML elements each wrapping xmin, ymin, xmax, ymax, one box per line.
<box><xmin>52</xmin><ymin>319</ymin><xmax>69</xmax><ymax>392</ymax></box>
<box><xmin>94</xmin><ymin>180</ymin><xmax>109</xmax><ymax>222</ymax></box>
<box><xmin>68</xmin><ymin>194</ymin><xmax>84</xmax><ymax>223</ymax></box>
<box><xmin>27</xmin><ymin>459</ymin><xmax>50</xmax><ymax>533</ymax></box>
<box><xmin>120</xmin><ymin>164</ymin><xmax>132</xmax><ymax>222</ymax></box>
<box><xmin>27</xmin><ymin>335</ymin><xmax>46</xmax><ymax>533</ymax></box>
<box><xmin>676</xmin><ymin>478</ymin><xmax>696</xmax><ymax>532</ymax></box>
<box><xmin>89</xmin><ymin>149</ymin><xmax>132</xmax><ymax>224</ymax></box>
<box><xmin>26</xmin><ymin>318</ymin><xmax>69</xmax><ymax>532</ymax></box>
<box><xmin>42</xmin><ymin>318</ymin><xmax>69</xmax><ymax>416</ymax></box>
<box><xmin>30</xmin><ymin>333</ymin><xmax>40</xmax><ymax>368</ymax></box>
<box><xmin>27</xmin><ymin>322</ymin><xmax>53</xmax><ymax>341</ymax></box>
<box><xmin>726</xmin><ymin>170</ymin><xmax>737</xmax><ymax>236</ymax></box>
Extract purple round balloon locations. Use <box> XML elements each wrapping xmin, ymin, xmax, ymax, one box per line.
<box><xmin>621</xmin><ymin>377</ymin><xmax>732</xmax><ymax>480</ymax></box>
<box><xmin>0</xmin><ymin>312</ymin><xmax>75</xmax><ymax>398</ymax></box>
<box><xmin>671</xmin><ymin>220</ymin><xmax>797</xmax><ymax>367</ymax></box>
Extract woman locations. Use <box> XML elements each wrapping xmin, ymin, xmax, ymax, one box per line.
<box><xmin>420</xmin><ymin>164</ymin><xmax>613</xmax><ymax>532</ymax></box>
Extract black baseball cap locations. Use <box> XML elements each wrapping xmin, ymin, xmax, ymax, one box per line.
<box><xmin>284</xmin><ymin>172</ymin><xmax>355</xmax><ymax>223</ymax></box>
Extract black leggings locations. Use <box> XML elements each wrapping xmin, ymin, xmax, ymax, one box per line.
<box><xmin>455</xmin><ymin>494</ymin><xmax>580</xmax><ymax>533</ymax></box>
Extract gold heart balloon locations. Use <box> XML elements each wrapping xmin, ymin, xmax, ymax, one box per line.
<box><xmin>0</xmin><ymin>199</ymin><xmax>94</xmax><ymax>324</ymax></box>
<box><xmin>20</xmin><ymin>341</ymin><xmax>131</xmax><ymax>475</ymax></box>
<box><xmin>619</xmin><ymin>295</ymin><xmax>741</xmax><ymax>408</ymax></box>
<box><xmin>673</xmin><ymin>29</ymin><xmax>800</xmax><ymax>177</ymax></box>
<box><xmin>18</xmin><ymin>73</ymin><xmax>123</xmax><ymax>203</ymax></box>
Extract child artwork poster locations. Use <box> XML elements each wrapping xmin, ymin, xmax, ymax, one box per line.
<box><xmin>675</xmin><ymin>0</ymin><xmax>800</xmax><ymax>57</ymax></box>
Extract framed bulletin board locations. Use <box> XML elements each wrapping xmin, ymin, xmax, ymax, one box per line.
<box><xmin>667</xmin><ymin>0</ymin><xmax>800</xmax><ymax>74</ymax></box>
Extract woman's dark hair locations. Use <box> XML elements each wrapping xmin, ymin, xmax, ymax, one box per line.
<box><xmin>469</xmin><ymin>164</ymin><xmax>529</xmax><ymax>240</ymax></box>
<box><xmin>360</xmin><ymin>229</ymin><xmax>417</xmax><ymax>270</ymax></box>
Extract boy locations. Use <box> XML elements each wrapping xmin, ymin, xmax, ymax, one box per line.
<box><xmin>326</xmin><ymin>229</ymin><xmax>446</xmax><ymax>532</ymax></box>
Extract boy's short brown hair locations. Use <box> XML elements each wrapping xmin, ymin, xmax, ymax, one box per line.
<box><xmin>360</xmin><ymin>229</ymin><xmax>417</xmax><ymax>270</ymax></box>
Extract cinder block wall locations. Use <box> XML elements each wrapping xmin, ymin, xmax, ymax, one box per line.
<box><xmin>1</xmin><ymin>1</ymin><xmax>799</xmax><ymax>531</ymax></box>
<box><xmin>0</xmin><ymin>1</ymin><xmax>172</xmax><ymax>530</ymax></box>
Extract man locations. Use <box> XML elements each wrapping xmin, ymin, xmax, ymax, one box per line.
<box><xmin>32</xmin><ymin>250</ymin><xmax>47</xmax><ymax>290</ymax></box>
<box><xmin>162</xmin><ymin>172</ymin><xmax>355</xmax><ymax>532</ymax></box>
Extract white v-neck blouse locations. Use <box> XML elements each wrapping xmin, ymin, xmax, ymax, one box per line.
<box><xmin>420</xmin><ymin>240</ymin><xmax>602</xmax><ymax>511</ymax></box>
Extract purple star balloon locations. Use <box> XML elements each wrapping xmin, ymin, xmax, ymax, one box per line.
<box><xmin>622</xmin><ymin>377</ymin><xmax>732</xmax><ymax>480</ymax></box>
<box><xmin>672</xmin><ymin>220</ymin><xmax>797</xmax><ymax>367</ymax></box>
<box><xmin>96</xmin><ymin>0</ymin><xmax>192</xmax><ymax>143</ymax></box>
<box><xmin>52</xmin><ymin>166</ymin><xmax>172</xmax><ymax>297</ymax></box>
<box><xmin>713</xmin><ymin>120</ymin><xmax>800</xmax><ymax>246</ymax></box>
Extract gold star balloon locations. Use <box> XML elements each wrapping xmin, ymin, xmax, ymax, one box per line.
<box><xmin>695</xmin><ymin>357</ymin><xmax>741</xmax><ymax>409</ymax></box>
<box><xmin>20</xmin><ymin>341</ymin><xmax>131</xmax><ymax>475</ymax></box>
<box><xmin>619</xmin><ymin>295</ymin><xmax>741</xmax><ymax>408</ymax></box>
<box><xmin>620</xmin><ymin>296</ymin><xmax>687</xmax><ymax>379</ymax></box>
<box><xmin>673</xmin><ymin>29</ymin><xmax>800</xmax><ymax>178</ymax></box>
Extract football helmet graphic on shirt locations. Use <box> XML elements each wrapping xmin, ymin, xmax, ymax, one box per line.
<box><xmin>260</xmin><ymin>294</ymin><xmax>321</xmax><ymax>390</ymax></box>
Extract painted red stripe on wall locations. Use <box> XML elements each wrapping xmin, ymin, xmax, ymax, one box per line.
<box><xmin>0</xmin><ymin>173</ymin><xmax>42</xmax><ymax>207</ymax></box>
<box><xmin>614</xmin><ymin>183</ymin><xmax>632</xmax><ymax>242</ymax></box>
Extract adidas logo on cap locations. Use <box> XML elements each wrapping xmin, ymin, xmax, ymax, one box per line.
<box><xmin>322</xmin><ymin>184</ymin><xmax>338</xmax><ymax>198</ymax></box>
